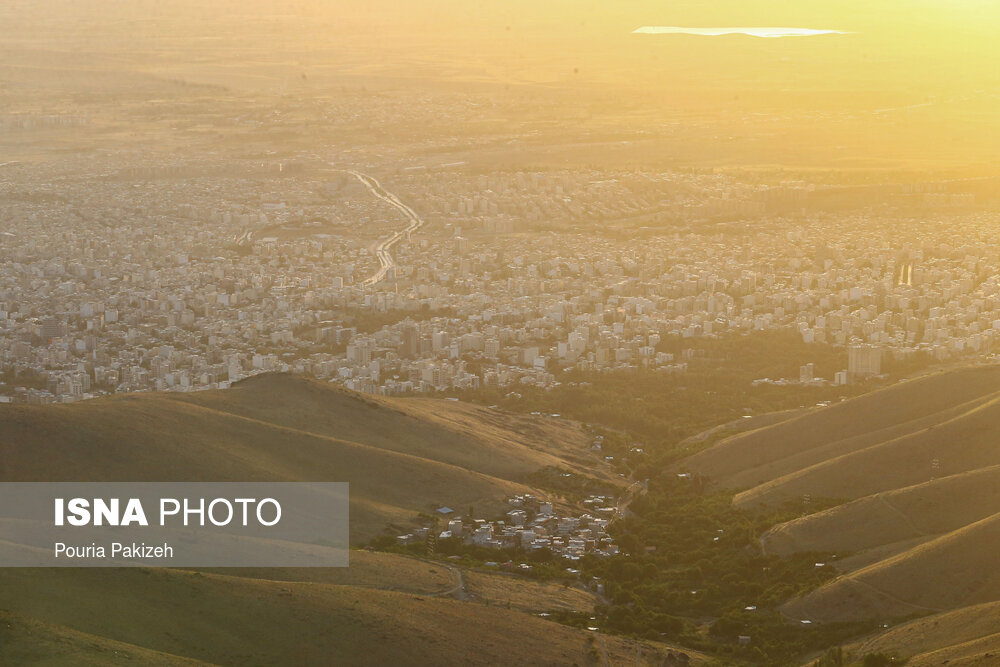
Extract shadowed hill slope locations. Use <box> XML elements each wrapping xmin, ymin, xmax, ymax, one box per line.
<box><xmin>674</xmin><ymin>364</ymin><xmax>1000</xmax><ymax>628</ymax></box>
<box><xmin>681</xmin><ymin>365</ymin><xmax>1000</xmax><ymax>493</ymax></box>
<box><xmin>764</xmin><ymin>465</ymin><xmax>1000</xmax><ymax>558</ymax></box>
<box><xmin>0</xmin><ymin>376</ymin><xmax>692</xmax><ymax>666</ymax></box>
<box><xmin>0</xmin><ymin>567</ymin><xmax>703</xmax><ymax>666</ymax></box>
<box><xmin>781</xmin><ymin>511</ymin><xmax>1000</xmax><ymax>623</ymax></box>
<box><xmin>0</xmin><ymin>373</ymin><xmax>617</xmax><ymax>543</ymax></box>
<box><xmin>836</xmin><ymin>600</ymin><xmax>1000</xmax><ymax>666</ymax></box>
<box><xmin>734</xmin><ymin>392</ymin><xmax>1000</xmax><ymax>509</ymax></box>
<box><xmin>0</xmin><ymin>610</ymin><xmax>211</xmax><ymax>667</ymax></box>
<box><xmin>171</xmin><ymin>373</ymin><xmax>597</xmax><ymax>480</ymax></box>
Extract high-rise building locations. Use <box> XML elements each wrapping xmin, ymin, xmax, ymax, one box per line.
<box><xmin>848</xmin><ymin>345</ymin><xmax>881</xmax><ymax>382</ymax></box>
<box><xmin>400</xmin><ymin>323</ymin><xmax>419</xmax><ymax>358</ymax></box>
<box><xmin>799</xmin><ymin>363</ymin><xmax>815</xmax><ymax>383</ymax></box>
<box><xmin>40</xmin><ymin>318</ymin><xmax>64</xmax><ymax>342</ymax></box>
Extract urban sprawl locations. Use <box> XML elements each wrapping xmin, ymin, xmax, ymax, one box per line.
<box><xmin>2</xmin><ymin>154</ymin><xmax>998</xmax><ymax>403</ymax></box>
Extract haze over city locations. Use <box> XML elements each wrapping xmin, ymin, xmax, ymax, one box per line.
<box><xmin>3</xmin><ymin>2</ymin><xmax>1000</xmax><ymax>666</ymax></box>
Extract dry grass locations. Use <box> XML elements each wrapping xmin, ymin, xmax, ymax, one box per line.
<box><xmin>195</xmin><ymin>549</ymin><xmax>456</xmax><ymax>595</ymax></box>
<box><xmin>0</xmin><ymin>373</ymin><xmax>617</xmax><ymax>543</ymax></box>
<box><xmin>463</xmin><ymin>569</ymin><xmax>598</xmax><ymax>614</ymax></box>
<box><xmin>782</xmin><ymin>511</ymin><xmax>1000</xmax><ymax>622</ymax></box>
<box><xmin>764</xmin><ymin>465</ymin><xmax>1000</xmax><ymax>557</ymax></box>
<box><xmin>681</xmin><ymin>365</ymin><xmax>1000</xmax><ymax>493</ymax></box>
<box><xmin>835</xmin><ymin>601</ymin><xmax>1000</xmax><ymax>666</ymax></box>
<box><xmin>0</xmin><ymin>610</ymin><xmax>211</xmax><ymax>666</ymax></box>
<box><xmin>0</xmin><ymin>375</ymin><xmax>666</xmax><ymax>665</ymax></box>
<box><xmin>674</xmin><ymin>365</ymin><xmax>1000</xmax><ymax>634</ymax></box>
<box><xmin>0</xmin><ymin>567</ymin><xmax>704</xmax><ymax>666</ymax></box>
<box><xmin>735</xmin><ymin>393</ymin><xmax>1000</xmax><ymax>508</ymax></box>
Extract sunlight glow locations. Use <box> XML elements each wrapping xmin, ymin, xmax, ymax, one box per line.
<box><xmin>633</xmin><ymin>26</ymin><xmax>851</xmax><ymax>38</ymax></box>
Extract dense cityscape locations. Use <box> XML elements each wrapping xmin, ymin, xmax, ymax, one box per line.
<box><xmin>2</xmin><ymin>153</ymin><xmax>998</xmax><ymax>403</ymax></box>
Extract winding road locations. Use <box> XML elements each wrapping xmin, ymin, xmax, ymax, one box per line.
<box><xmin>233</xmin><ymin>169</ymin><xmax>424</xmax><ymax>288</ymax></box>
<box><xmin>341</xmin><ymin>169</ymin><xmax>425</xmax><ymax>288</ymax></box>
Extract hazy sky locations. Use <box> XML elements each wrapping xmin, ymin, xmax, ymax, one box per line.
<box><xmin>5</xmin><ymin>0</ymin><xmax>998</xmax><ymax>97</ymax></box>
<box><xmin>3</xmin><ymin>0</ymin><xmax>998</xmax><ymax>170</ymax></box>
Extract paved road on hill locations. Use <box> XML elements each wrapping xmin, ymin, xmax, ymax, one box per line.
<box><xmin>614</xmin><ymin>480</ymin><xmax>647</xmax><ymax>521</ymax></box>
<box><xmin>408</xmin><ymin>555</ymin><xmax>469</xmax><ymax>601</ymax></box>
<box><xmin>438</xmin><ymin>561</ymin><xmax>469</xmax><ymax>601</ymax></box>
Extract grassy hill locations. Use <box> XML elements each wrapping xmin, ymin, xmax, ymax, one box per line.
<box><xmin>0</xmin><ymin>565</ymin><xmax>703</xmax><ymax>666</ymax></box>
<box><xmin>0</xmin><ymin>610</ymin><xmax>211</xmax><ymax>666</ymax></box>
<box><xmin>461</xmin><ymin>569</ymin><xmax>598</xmax><ymax>614</ymax></box>
<box><xmin>782</xmin><ymin>511</ymin><xmax>1000</xmax><ymax>623</ymax></box>
<box><xmin>680</xmin><ymin>365</ymin><xmax>1000</xmax><ymax>494</ymax></box>
<box><xmin>198</xmin><ymin>549</ymin><xmax>457</xmax><ymax>593</ymax></box>
<box><xmin>0</xmin><ymin>373</ymin><xmax>618</xmax><ymax>543</ymax></box>
<box><xmin>1</xmin><ymin>547</ymin><xmax>682</xmax><ymax>665</ymax></box>
<box><xmin>672</xmin><ymin>364</ymin><xmax>1000</xmax><ymax>633</ymax></box>
<box><xmin>734</xmin><ymin>393</ymin><xmax>1000</xmax><ymax>509</ymax></box>
<box><xmin>173</xmin><ymin>373</ymin><xmax>599</xmax><ymax>481</ymax></box>
<box><xmin>17</xmin><ymin>366</ymin><xmax>1000</xmax><ymax>661</ymax></box>
<box><xmin>0</xmin><ymin>375</ymin><xmax>703</xmax><ymax>666</ymax></box>
<box><xmin>831</xmin><ymin>600</ymin><xmax>1000</xmax><ymax>666</ymax></box>
<box><xmin>764</xmin><ymin>464</ymin><xmax>1000</xmax><ymax>558</ymax></box>
<box><xmin>201</xmin><ymin>549</ymin><xmax>597</xmax><ymax>614</ymax></box>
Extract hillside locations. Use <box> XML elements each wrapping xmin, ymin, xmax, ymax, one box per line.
<box><xmin>680</xmin><ymin>365</ymin><xmax>1000</xmax><ymax>494</ymax></box>
<box><xmin>0</xmin><ymin>564</ymin><xmax>704</xmax><ymax>666</ymax></box>
<box><xmin>172</xmin><ymin>373</ymin><xmax>599</xmax><ymax>482</ymax></box>
<box><xmin>0</xmin><ymin>610</ymin><xmax>211</xmax><ymax>667</ymax></box>
<box><xmin>201</xmin><ymin>549</ymin><xmax>597</xmax><ymax>614</ymax></box>
<box><xmin>0</xmin><ymin>542</ymin><xmax>646</xmax><ymax>665</ymax></box>
<box><xmin>763</xmin><ymin>465</ymin><xmax>1000</xmax><ymax>558</ymax></box>
<box><xmin>462</xmin><ymin>569</ymin><xmax>598</xmax><ymax>614</ymax></box>
<box><xmin>833</xmin><ymin>601</ymin><xmax>1000</xmax><ymax>666</ymax></box>
<box><xmin>672</xmin><ymin>364</ymin><xmax>1000</xmax><ymax>632</ymax></box>
<box><xmin>734</xmin><ymin>393</ymin><xmax>1000</xmax><ymax>509</ymax></box>
<box><xmin>0</xmin><ymin>376</ymin><xmax>708</xmax><ymax>666</ymax></box>
<box><xmin>781</xmin><ymin>511</ymin><xmax>1000</xmax><ymax>623</ymax></box>
<box><xmin>0</xmin><ymin>373</ymin><xmax>618</xmax><ymax>543</ymax></box>
<box><xmin>199</xmin><ymin>549</ymin><xmax>457</xmax><ymax>593</ymax></box>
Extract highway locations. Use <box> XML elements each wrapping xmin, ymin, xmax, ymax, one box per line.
<box><xmin>232</xmin><ymin>169</ymin><xmax>424</xmax><ymax>288</ymax></box>
<box><xmin>343</xmin><ymin>170</ymin><xmax>424</xmax><ymax>288</ymax></box>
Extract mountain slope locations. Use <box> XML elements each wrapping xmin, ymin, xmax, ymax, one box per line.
<box><xmin>0</xmin><ymin>378</ymin><xmax>687</xmax><ymax>665</ymax></box>
<box><xmin>734</xmin><ymin>393</ymin><xmax>1000</xmax><ymax>509</ymax></box>
<box><xmin>838</xmin><ymin>600</ymin><xmax>1000</xmax><ymax>667</ymax></box>
<box><xmin>0</xmin><ymin>373</ymin><xmax>617</xmax><ymax>543</ymax></box>
<box><xmin>782</xmin><ymin>511</ymin><xmax>1000</xmax><ymax>623</ymax></box>
<box><xmin>171</xmin><ymin>373</ymin><xmax>597</xmax><ymax>481</ymax></box>
<box><xmin>680</xmin><ymin>365</ymin><xmax>1000</xmax><ymax>493</ymax></box>
<box><xmin>0</xmin><ymin>610</ymin><xmax>211</xmax><ymax>667</ymax></box>
<box><xmin>0</xmin><ymin>566</ymin><xmax>702</xmax><ymax>666</ymax></box>
<box><xmin>673</xmin><ymin>364</ymin><xmax>1000</xmax><ymax>631</ymax></box>
<box><xmin>763</xmin><ymin>465</ymin><xmax>1000</xmax><ymax>558</ymax></box>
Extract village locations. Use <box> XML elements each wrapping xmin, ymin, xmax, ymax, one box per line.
<box><xmin>395</xmin><ymin>492</ymin><xmax>621</xmax><ymax>563</ymax></box>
